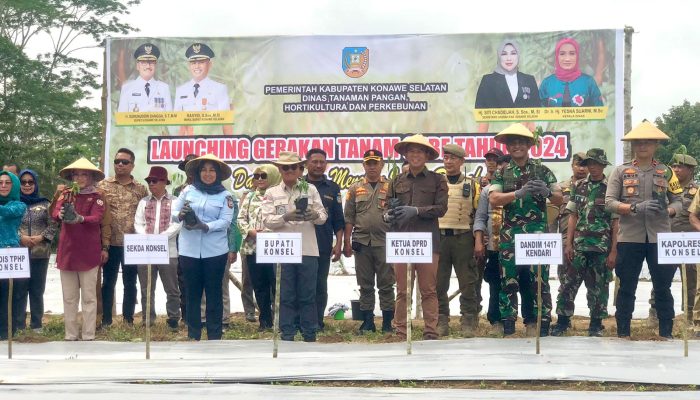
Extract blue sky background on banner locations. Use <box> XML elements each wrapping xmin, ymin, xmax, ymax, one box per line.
<box><xmin>100</xmin><ymin>0</ymin><xmax>697</xmax><ymax>126</ymax></box>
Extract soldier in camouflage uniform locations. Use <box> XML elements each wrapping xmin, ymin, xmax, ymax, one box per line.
<box><xmin>551</xmin><ymin>148</ymin><xmax>618</xmax><ymax>336</ymax></box>
<box><xmin>550</xmin><ymin>153</ymin><xmax>588</xmax><ymax>285</ymax></box>
<box><xmin>648</xmin><ymin>154</ymin><xmax>698</xmax><ymax>326</ymax></box>
<box><xmin>489</xmin><ymin>123</ymin><xmax>563</xmax><ymax>336</ymax></box>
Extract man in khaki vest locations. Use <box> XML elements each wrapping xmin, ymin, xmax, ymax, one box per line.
<box><xmin>436</xmin><ymin>144</ymin><xmax>480</xmax><ymax>337</ymax></box>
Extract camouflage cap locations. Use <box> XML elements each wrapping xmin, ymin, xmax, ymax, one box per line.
<box><xmin>572</xmin><ymin>152</ymin><xmax>589</xmax><ymax>164</ymax></box>
<box><xmin>443</xmin><ymin>144</ymin><xmax>466</xmax><ymax>158</ymax></box>
<box><xmin>671</xmin><ymin>154</ymin><xmax>698</xmax><ymax>167</ymax></box>
<box><xmin>582</xmin><ymin>148</ymin><xmax>611</xmax><ymax>166</ymax></box>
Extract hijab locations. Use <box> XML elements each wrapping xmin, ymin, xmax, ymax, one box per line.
<box><xmin>494</xmin><ymin>39</ymin><xmax>521</xmax><ymax>76</ymax></box>
<box><xmin>0</xmin><ymin>170</ymin><xmax>21</xmax><ymax>205</ymax></box>
<box><xmin>193</xmin><ymin>161</ymin><xmax>227</xmax><ymax>194</ymax></box>
<box><xmin>19</xmin><ymin>169</ymin><xmax>49</xmax><ymax>205</ymax></box>
<box><xmin>554</xmin><ymin>37</ymin><xmax>582</xmax><ymax>82</ymax></box>
<box><xmin>255</xmin><ymin>164</ymin><xmax>282</xmax><ymax>195</ymax></box>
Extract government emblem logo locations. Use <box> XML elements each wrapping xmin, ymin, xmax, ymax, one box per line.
<box><xmin>342</xmin><ymin>47</ymin><xmax>369</xmax><ymax>78</ymax></box>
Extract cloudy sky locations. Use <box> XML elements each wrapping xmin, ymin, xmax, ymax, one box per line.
<box><xmin>85</xmin><ymin>0</ymin><xmax>698</xmax><ymax>124</ymax></box>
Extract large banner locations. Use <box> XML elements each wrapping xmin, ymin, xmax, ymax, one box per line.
<box><xmin>106</xmin><ymin>30</ymin><xmax>623</xmax><ymax>190</ymax></box>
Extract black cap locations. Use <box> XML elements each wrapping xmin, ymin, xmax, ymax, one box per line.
<box><xmin>178</xmin><ymin>154</ymin><xmax>199</xmax><ymax>172</ymax></box>
<box><xmin>185</xmin><ymin>43</ymin><xmax>215</xmax><ymax>61</ymax></box>
<box><xmin>363</xmin><ymin>149</ymin><xmax>383</xmax><ymax>161</ymax></box>
<box><xmin>134</xmin><ymin>43</ymin><xmax>160</xmax><ymax>61</ymax></box>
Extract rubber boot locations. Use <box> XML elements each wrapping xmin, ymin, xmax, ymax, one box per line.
<box><xmin>588</xmin><ymin>318</ymin><xmax>604</xmax><ymax>337</ymax></box>
<box><xmin>525</xmin><ymin>324</ymin><xmax>538</xmax><ymax>337</ymax></box>
<box><xmin>358</xmin><ymin>310</ymin><xmax>376</xmax><ymax>334</ymax></box>
<box><xmin>437</xmin><ymin>315</ymin><xmax>450</xmax><ymax>337</ymax></box>
<box><xmin>503</xmin><ymin>319</ymin><xmax>516</xmax><ymax>336</ymax></box>
<box><xmin>550</xmin><ymin>315</ymin><xmax>571</xmax><ymax>337</ymax></box>
<box><xmin>489</xmin><ymin>322</ymin><xmax>504</xmax><ymax>337</ymax></box>
<box><xmin>659</xmin><ymin>319</ymin><xmax>673</xmax><ymax>339</ymax></box>
<box><xmin>381</xmin><ymin>310</ymin><xmax>394</xmax><ymax>333</ymax></box>
<box><xmin>647</xmin><ymin>307</ymin><xmax>659</xmax><ymax>329</ymax></box>
<box><xmin>539</xmin><ymin>320</ymin><xmax>551</xmax><ymax>337</ymax></box>
<box><xmin>460</xmin><ymin>315</ymin><xmax>476</xmax><ymax>338</ymax></box>
<box><xmin>616</xmin><ymin>317</ymin><xmax>631</xmax><ymax>338</ymax></box>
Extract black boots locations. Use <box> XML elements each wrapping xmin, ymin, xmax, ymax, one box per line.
<box><xmin>659</xmin><ymin>319</ymin><xmax>673</xmax><ymax>339</ymax></box>
<box><xmin>588</xmin><ymin>318</ymin><xmax>604</xmax><ymax>337</ymax></box>
<box><xmin>358</xmin><ymin>310</ymin><xmax>376</xmax><ymax>333</ymax></box>
<box><xmin>616</xmin><ymin>317</ymin><xmax>631</xmax><ymax>338</ymax></box>
<box><xmin>503</xmin><ymin>319</ymin><xmax>516</xmax><ymax>336</ymax></box>
<box><xmin>550</xmin><ymin>315</ymin><xmax>570</xmax><ymax>337</ymax></box>
<box><xmin>381</xmin><ymin>310</ymin><xmax>394</xmax><ymax>333</ymax></box>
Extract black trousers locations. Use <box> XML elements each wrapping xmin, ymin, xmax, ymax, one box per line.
<box><xmin>12</xmin><ymin>257</ymin><xmax>50</xmax><ymax>329</ymax></box>
<box><xmin>279</xmin><ymin>256</ymin><xmax>318</xmax><ymax>340</ymax></box>
<box><xmin>484</xmin><ymin>250</ymin><xmax>535</xmax><ymax>324</ymax></box>
<box><xmin>247</xmin><ymin>254</ymin><xmax>275</xmax><ymax>327</ymax></box>
<box><xmin>180</xmin><ymin>253</ymin><xmax>227</xmax><ymax>340</ymax></box>
<box><xmin>315</xmin><ymin>251</ymin><xmax>331</xmax><ymax>328</ymax></box>
<box><xmin>101</xmin><ymin>246</ymin><xmax>138</xmax><ymax>324</ymax></box>
<box><xmin>615</xmin><ymin>242</ymin><xmax>676</xmax><ymax>322</ymax></box>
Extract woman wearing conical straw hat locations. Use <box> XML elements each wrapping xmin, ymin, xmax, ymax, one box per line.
<box><xmin>52</xmin><ymin>158</ymin><xmax>106</xmax><ymax>341</ymax></box>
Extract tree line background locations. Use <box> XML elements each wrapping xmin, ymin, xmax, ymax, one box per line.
<box><xmin>1</xmin><ymin>1</ymin><xmax>699</xmax><ymax>198</ymax></box>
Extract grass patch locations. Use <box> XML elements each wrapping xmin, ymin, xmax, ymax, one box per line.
<box><xmin>7</xmin><ymin>313</ymin><xmax>696</xmax><ymax>343</ymax></box>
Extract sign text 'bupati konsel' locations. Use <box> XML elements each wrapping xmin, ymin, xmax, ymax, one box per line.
<box><xmin>256</xmin><ymin>232</ymin><xmax>302</xmax><ymax>263</ymax></box>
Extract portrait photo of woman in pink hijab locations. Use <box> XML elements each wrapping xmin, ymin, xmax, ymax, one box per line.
<box><xmin>539</xmin><ymin>37</ymin><xmax>603</xmax><ymax>107</ymax></box>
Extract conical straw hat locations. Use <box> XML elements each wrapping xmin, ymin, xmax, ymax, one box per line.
<box><xmin>394</xmin><ymin>134</ymin><xmax>439</xmax><ymax>160</ymax></box>
<box><xmin>494</xmin><ymin>123</ymin><xmax>535</xmax><ymax>144</ymax></box>
<box><xmin>59</xmin><ymin>157</ymin><xmax>105</xmax><ymax>181</ymax></box>
<box><xmin>184</xmin><ymin>154</ymin><xmax>232</xmax><ymax>181</ymax></box>
<box><xmin>621</xmin><ymin>120</ymin><xmax>670</xmax><ymax>141</ymax></box>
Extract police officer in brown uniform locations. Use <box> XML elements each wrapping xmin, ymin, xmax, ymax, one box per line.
<box><xmin>343</xmin><ymin>150</ymin><xmax>395</xmax><ymax>333</ymax></box>
<box><xmin>436</xmin><ymin>144</ymin><xmax>480</xmax><ymax>337</ymax></box>
<box><xmin>605</xmin><ymin>121</ymin><xmax>683</xmax><ymax>339</ymax></box>
<box><xmin>648</xmin><ymin>154</ymin><xmax>697</xmax><ymax>324</ymax></box>
<box><xmin>385</xmin><ymin>134</ymin><xmax>448</xmax><ymax>340</ymax></box>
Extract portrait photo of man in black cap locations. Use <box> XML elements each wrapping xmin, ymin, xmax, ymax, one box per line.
<box><xmin>174</xmin><ymin>42</ymin><xmax>232</xmax><ymax>135</ymax></box>
<box><xmin>118</xmin><ymin>43</ymin><xmax>172</xmax><ymax>112</ymax></box>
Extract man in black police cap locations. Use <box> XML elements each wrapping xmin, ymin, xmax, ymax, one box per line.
<box><xmin>174</xmin><ymin>42</ymin><xmax>232</xmax><ymax>134</ymax></box>
<box><xmin>343</xmin><ymin>149</ymin><xmax>395</xmax><ymax>333</ymax></box>
<box><xmin>118</xmin><ymin>43</ymin><xmax>172</xmax><ymax>112</ymax></box>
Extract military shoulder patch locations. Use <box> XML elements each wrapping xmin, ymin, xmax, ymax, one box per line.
<box><xmin>226</xmin><ymin>195</ymin><xmax>234</xmax><ymax>209</ymax></box>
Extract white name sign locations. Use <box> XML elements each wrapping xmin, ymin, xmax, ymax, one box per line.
<box><xmin>0</xmin><ymin>247</ymin><xmax>30</xmax><ymax>279</ymax></box>
<box><xmin>123</xmin><ymin>234</ymin><xmax>170</xmax><ymax>265</ymax></box>
<box><xmin>515</xmin><ymin>233</ymin><xmax>562</xmax><ymax>265</ymax></box>
<box><xmin>386</xmin><ymin>232</ymin><xmax>433</xmax><ymax>263</ymax></box>
<box><xmin>256</xmin><ymin>232</ymin><xmax>302</xmax><ymax>264</ymax></box>
<box><xmin>657</xmin><ymin>232</ymin><xmax>700</xmax><ymax>264</ymax></box>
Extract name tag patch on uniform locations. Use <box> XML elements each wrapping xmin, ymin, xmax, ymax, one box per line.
<box><xmin>180</xmin><ymin>95</ymin><xmax>188</xmax><ymax>99</ymax></box>
<box><xmin>131</xmin><ymin>93</ymin><xmax>142</xmax><ymax>96</ymax></box>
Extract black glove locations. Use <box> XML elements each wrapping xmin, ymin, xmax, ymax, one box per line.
<box><xmin>179</xmin><ymin>203</ymin><xmax>198</xmax><ymax>226</ymax></box>
<box><xmin>635</xmin><ymin>199</ymin><xmax>663</xmax><ymax>214</ymax></box>
<box><xmin>394</xmin><ymin>206</ymin><xmax>419</xmax><ymax>224</ymax></box>
<box><xmin>530</xmin><ymin>180</ymin><xmax>551</xmax><ymax>197</ymax></box>
<box><xmin>184</xmin><ymin>211</ymin><xmax>208</xmax><ymax>232</ymax></box>
<box><xmin>283</xmin><ymin>209</ymin><xmax>304</xmax><ymax>222</ymax></box>
<box><xmin>382</xmin><ymin>211</ymin><xmax>395</xmax><ymax>223</ymax></box>
<box><xmin>514</xmin><ymin>180</ymin><xmax>537</xmax><ymax>199</ymax></box>
<box><xmin>302</xmin><ymin>209</ymin><xmax>319</xmax><ymax>222</ymax></box>
<box><xmin>61</xmin><ymin>203</ymin><xmax>78</xmax><ymax>222</ymax></box>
